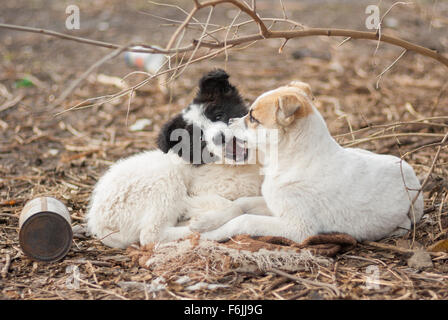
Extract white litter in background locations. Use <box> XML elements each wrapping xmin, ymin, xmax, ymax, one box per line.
<box><xmin>96</xmin><ymin>74</ymin><xmax>127</xmax><ymax>90</ymax></box>
<box><xmin>124</xmin><ymin>46</ymin><xmax>167</xmax><ymax>75</ymax></box>
<box><xmin>118</xmin><ymin>277</ymin><xmax>166</xmax><ymax>294</ymax></box>
<box><xmin>174</xmin><ymin>275</ymin><xmax>191</xmax><ymax>285</ymax></box>
<box><xmin>129</xmin><ymin>118</ymin><xmax>152</xmax><ymax>132</ymax></box>
<box><xmin>48</xmin><ymin>149</ymin><xmax>59</xmax><ymax>156</ymax></box>
<box><xmin>185</xmin><ymin>282</ymin><xmax>229</xmax><ymax>291</ymax></box>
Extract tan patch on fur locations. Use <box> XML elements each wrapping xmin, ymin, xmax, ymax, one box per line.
<box><xmin>250</xmin><ymin>86</ymin><xmax>313</xmax><ymax>128</ymax></box>
<box><xmin>287</xmin><ymin>81</ymin><xmax>314</xmax><ymax>100</ymax></box>
<box><xmin>250</xmin><ymin>96</ymin><xmax>278</xmax><ymax>128</ymax></box>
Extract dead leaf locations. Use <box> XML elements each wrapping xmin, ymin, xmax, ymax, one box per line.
<box><xmin>407</xmin><ymin>250</ymin><xmax>433</xmax><ymax>270</ymax></box>
<box><xmin>428</xmin><ymin>239</ymin><xmax>448</xmax><ymax>253</ymax></box>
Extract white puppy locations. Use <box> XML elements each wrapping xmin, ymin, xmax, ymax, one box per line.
<box><xmin>87</xmin><ymin>150</ymin><xmax>261</xmax><ymax>248</ymax></box>
<box><xmin>197</xmin><ymin>81</ymin><xmax>424</xmax><ymax>242</ymax></box>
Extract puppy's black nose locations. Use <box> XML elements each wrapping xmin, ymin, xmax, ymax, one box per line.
<box><xmin>212</xmin><ymin>132</ymin><xmax>225</xmax><ymax>146</ymax></box>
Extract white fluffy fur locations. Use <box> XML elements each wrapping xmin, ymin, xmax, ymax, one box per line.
<box><xmin>197</xmin><ymin>84</ymin><xmax>424</xmax><ymax>242</ymax></box>
<box><xmin>86</xmin><ymin>149</ymin><xmax>262</xmax><ymax>248</ymax></box>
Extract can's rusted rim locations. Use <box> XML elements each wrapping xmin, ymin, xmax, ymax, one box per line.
<box><xmin>19</xmin><ymin>211</ymin><xmax>73</xmax><ymax>262</ymax></box>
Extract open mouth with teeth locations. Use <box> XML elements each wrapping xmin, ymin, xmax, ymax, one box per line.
<box><xmin>224</xmin><ymin>136</ymin><xmax>249</xmax><ymax>162</ymax></box>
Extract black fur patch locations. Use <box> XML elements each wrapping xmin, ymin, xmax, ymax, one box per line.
<box><xmin>194</xmin><ymin>69</ymin><xmax>247</xmax><ymax>124</ymax></box>
<box><xmin>157</xmin><ymin>69</ymin><xmax>248</xmax><ymax>165</ymax></box>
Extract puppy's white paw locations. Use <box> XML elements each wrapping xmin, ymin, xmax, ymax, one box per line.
<box><xmin>140</xmin><ymin>226</ymin><xmax>193</xmax><ymax>245</ymax></box>
<box><xmin>139</xmin><ymin>229</ymin><xmax>158</xmax><ymax>246</ymax></box>
<box><xmin>199</xmin><ymin>230</ymin><xmax>230</xmax><ymax>242</ymax></box>
<box><xmin>189</xmin><ymin>212</ymin><xmax>225</xmax><ymax>233</ymax></box>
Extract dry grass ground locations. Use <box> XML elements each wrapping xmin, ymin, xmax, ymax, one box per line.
<box><xmin>1</xmin><ymin>0</ymin><xmax>448</xmax><ymax>300</ymax></box>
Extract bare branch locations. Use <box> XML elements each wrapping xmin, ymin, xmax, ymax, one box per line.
<box><xmin>0</xmin><ymin>23</ymin><xmax>182</xmax><ymax>55</ymax></box>
<box><xmin>279</xmin><ymin>0</ymin><xmax>287</xmax><ymax>20</ymax></box>
<box><xmin>3</xmin><ymin>0</ymin><xmax>448</xmax><ymax>114</ymax></box>
<box><xmin>197</xmin><ymin>0</ymin><xmax>269</xmax><ymax>37</ymax></box>
<box><xmin>2</xmin><ymin>1</ymin><xmax>447</xmax><ymax>67</ymax></box>
<box><xmin>225</xmin><ymin>9</ymin><xmax>242</xmax><ymax>64</ymax></box>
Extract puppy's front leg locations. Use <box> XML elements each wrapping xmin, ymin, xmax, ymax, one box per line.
<box><xmin>189</xmin><ymin>199</ymin><xmax>243</xmax><ymax>233</ymax></box>
<box><xmin>187</xmin><ymin>194</ymin><xmax>243</xmax><ymax>232</ymax></box>
<box><xmin>234</xmin><ymin>196</ymin><xmax>271</xmax><ymax>216</ymax></box>
<box><xmin>190</xmin><ymin>196</ymin><xmax>271</xmax><ymax>233</ymax></box>
<box><xmin>184</xmin><ymin>194</ymin><xmax>234</xmax><ymax>220</ymax></box>
<box><xmin>200</xmin><ymin>214</ymin><xmax>310</xmax><ymax>243</ymax></box>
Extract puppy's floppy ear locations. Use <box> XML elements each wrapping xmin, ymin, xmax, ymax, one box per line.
<box><xmin>157</xmin><ymin>114</ymin><xmax>184</xmax><ymax>153</ymax></box>
<box><xmin>288</xmin><ymin>81</ymin><xmax>314</xmax><ymax>100</ymax></box>
<box><xmin>196</xmin><ymin>69</ymin><xmax>232</xmax><ymax>100</ymax></box>
<box><xmin>157</xmin><ymin>120</ymin><xmax>172</xmax><ymax>153</ymax></box>
<box><xmin>276</xmin><ymin>94</ymin><xmax>302</xmax><ymax>126</ymax></box>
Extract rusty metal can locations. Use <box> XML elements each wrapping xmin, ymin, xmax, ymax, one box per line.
<box><xmin>19</xmin><ymin>197</ymin><xmax>73</xmax><ymax>262</ymax></box>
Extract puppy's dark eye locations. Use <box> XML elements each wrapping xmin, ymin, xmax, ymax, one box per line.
<box><xmin>214</xmin><ymin>113</ymin><xmax>224</xmax><ymax>122</ymax></box>
<box><xmin>249</xmin><ymin>110</ymin><xmax>257</xmax><ymax>123</ymax></box>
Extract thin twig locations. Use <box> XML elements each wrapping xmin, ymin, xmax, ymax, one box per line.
<box><xmin>334</xmin><ymin>117</ymin><xmax>448</xmax><ymax>139</ymax></box>
<box><xmin>363</xmin><ymin>241</ymin><xmax>443</xmax><ymax>257</ymax></box>
<box><xmin>269</xmin><ymin>268</ymin><xmax>340</xmax><ymax>296</ymax></box>
<box><xmin>412</xmin><ymin>132</ymin><xmax>448</xmax><ymax>206</ymax></box>
<box><xmin>225</xmin><ymin>9</ymin><xmax>242</xmax><ymax>66</ymax></box>
<box><xmin>342</xmin><ymin>132</ymin><xmax>446</xmax><ymax>148</ymax></box>
<box><xmin>76</xmin><ymin>277</ymin><xmax>129</xmax><ymax>300</ymax></box>
<box><xmin>1</xmin><ymin>254</ymin><xmax>11</xmax><ymax>278</ymax></box>
<box><xmin>376</xmin><ymin>49</ymin><xmax>407</xmax><ymax>89</ymax></box>
<box><xmin>279</xmin><ymin>0</ymin><xmax>287</xmax><ymax>19</ymax></box>
<box><xmin>337</xmin><ymin>36</ymin><xmax>352</xmax><ymax>47</ymax></box>
<box><xmin>165</xmin><ymin>6</ymin><xmax>199</xmax><ymax>51</ymax></box>
<box><xmin>173</xmin><ymin>6</ymin><xmax>215</xmax><ymax>80</ymax></box>
<box><xmin>374</xmin><ymin>2</ymin><xmax>413</xmax><ymax>56</ymax></box>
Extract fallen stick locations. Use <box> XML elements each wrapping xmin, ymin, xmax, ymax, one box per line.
<box><xmin>363</xmin><ymin>241</ymin><xmax>444</xmax><ymax>257</ymax></box>
<box><xmin>1</xmin><ymin>254</ymin><xmax>11</xmax><ymax>278</ymax></box>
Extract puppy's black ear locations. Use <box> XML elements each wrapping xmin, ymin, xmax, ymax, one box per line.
<box><xmin>157</xmin><ymin>114</ymin><xmax>185</xmax><ymax>153</ymax></box>
<box><xmin>157</xmin><ymin>120</ymin><xmax>172</xmax><ymax>153</ymax></box>
<box><xmin>196</xmin><ymin>69</ymin><xmax>232</xmax><ymax>101</ymax></box>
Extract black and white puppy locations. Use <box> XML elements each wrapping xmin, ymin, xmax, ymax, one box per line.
<box><xmin>157</xmin><ymin>69</ymin><xmax>249</xmax><ymax>164</ymax></box>
<box><xmin>86</xmin><ymin>70</ymin><xmax>262</xmax><ymax>248</ymax></box>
